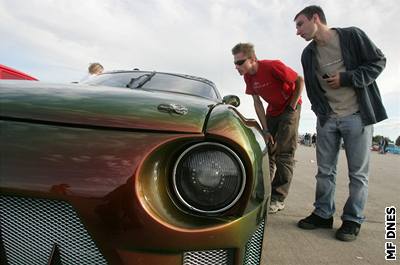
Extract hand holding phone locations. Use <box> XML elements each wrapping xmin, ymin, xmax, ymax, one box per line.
<box><xmin>323</xmin><ymin>73</ymin><xmax>341</xmax><ymax>89</ymax></box>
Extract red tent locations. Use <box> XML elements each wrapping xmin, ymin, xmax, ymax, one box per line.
<box><xmin>0</xmin><ymin>64</ymin><xmax>38</xmax><ymax>80</ymax></box>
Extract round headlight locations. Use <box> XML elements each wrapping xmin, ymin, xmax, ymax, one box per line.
<box><xmin>173</xmin><ymin>142</ymin><xmax>246</xmax><ymax>214</ymax></box>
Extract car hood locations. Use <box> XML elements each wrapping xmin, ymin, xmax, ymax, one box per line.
<box><xmin>0</xmin><ymin>81</ymin><xmax>218</xmax><ymax>133</ymax></box>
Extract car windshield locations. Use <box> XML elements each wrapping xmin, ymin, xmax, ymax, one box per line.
<box><xmin>82</xmin><ymin>71</ymin><xmax>219</xmax><ymax>99</ymax></box>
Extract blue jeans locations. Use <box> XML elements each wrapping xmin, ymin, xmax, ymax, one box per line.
<box><xmin>313</xmin><ymin>113</ymin><xmax>373</xmax><ymax>224</ymax></box>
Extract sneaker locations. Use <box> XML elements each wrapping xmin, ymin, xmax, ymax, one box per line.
<box><xmin>298</xmin><ymin>213</ymin><xmax>333</xmax><ymax>229</ymax></box>
<box><xmin>335</xmin><ymin>221</ymin><xmax>361</xmax><ymax>242</ymax></box>
<box><xmin>268</xmin><ymin>200</ymin><xmax>285</xmax><ymax>214</ymax></box>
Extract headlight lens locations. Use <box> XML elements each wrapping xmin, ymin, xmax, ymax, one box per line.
<box><xmin>173</xmin><ymin>142</ymin><xmax>246</xmax><ymax>214</ymax></box>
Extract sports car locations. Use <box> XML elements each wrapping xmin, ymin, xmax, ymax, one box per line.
<box><xmin>0</xmin><ymin>70</ymin><xmax>270</xmax><ymax>265</ymax></box>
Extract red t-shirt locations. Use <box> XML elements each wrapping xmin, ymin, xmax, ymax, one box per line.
<box><xmin>245</xmin><ymin>60</ymin><xmax>302</xmax><ymax>116</ymax></box>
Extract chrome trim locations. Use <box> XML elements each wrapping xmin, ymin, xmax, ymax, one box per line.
<box><xmin>157</xmin><ymin>103</ymin><xmax>188</xmax><ymax>115</ymax></box>
<box><xmin>172</xmin><ymin>142</ymin><xmax>246</xmax><ymax>214</ymax></box>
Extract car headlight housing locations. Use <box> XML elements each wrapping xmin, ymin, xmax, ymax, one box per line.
<box><xmin>172</xmin><ymin>142</ymin><xmax>246</xmax><ymax>214</ymax></box>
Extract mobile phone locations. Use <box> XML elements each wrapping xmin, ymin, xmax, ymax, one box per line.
<box><xmin>322</xmin><ymin>73</ymin><xmax>330</xmax><ymax>79</ymax></box>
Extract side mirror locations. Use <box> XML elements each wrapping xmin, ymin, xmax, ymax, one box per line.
<box><xmin>222</xmin><ymin>95</ymin><xmax>240</xmax><ymax>107</ymax></box>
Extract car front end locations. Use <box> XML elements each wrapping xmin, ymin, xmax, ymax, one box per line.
<box><xmin>0</xmin><ymin>72</ymin><xmax>270</xmax><ymax>265</ymax></box>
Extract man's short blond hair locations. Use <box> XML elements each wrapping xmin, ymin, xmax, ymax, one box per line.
<box><xmin>88</xmin><ymin>63</ymin><xmax>103</xmax><ymax>75</ymax></box>
<box><xmin>231</xmin><ymin>43</ymin><xmax>256</xmax><ymax>58</ymax></box>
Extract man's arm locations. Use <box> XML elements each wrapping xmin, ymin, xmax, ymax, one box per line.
<box><xmin>288</xmin><ymin>75</ymin><xmax>304</xmax><ymax>109</ymax></box>
<box><xmin>269</xmin><ymin>60</ymin><xmax>304</xmax><ymax>108</ymax></box>
<box><xmin>340</xmin><ymin>27</ymin><xmax>386</xmax><ymax>88</ymax></box>
<box><xmin>252</xmin><ymin>95</ymin><xmax>274</xmax><ymax>144</ymax></box>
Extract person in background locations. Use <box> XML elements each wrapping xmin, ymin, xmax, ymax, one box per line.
<box><xmin>311</xmin><ymin>133</ymin><xmax>317</xmax><ymax>148</ymax></box>
<box><xmin>80</xmin><ymin>62</ymin><xmax>103</xmax><ymax>82</ymax></box>
<box><xmin>382</xmin><ymin>137</ymin><xmax>388</xmax><ymax>154</ymax></box>
<box><xmin>231</xmin><ymin>42</ymin><xmax>304</xmax><ymax>214</ymax></box>
<box><xmin>379</xmin><ymin>136</ymin><xmax>385</xmax><ymax>154</ymax></box>
<box><xmin>294</xmin><ymin>5</ymin><xmax>387</xmax><ymax>241</ymax></box>
<box><xmin>304</xmin><ymin>133</ymin><xmax>311</xmax><ymax>146</ymax></box>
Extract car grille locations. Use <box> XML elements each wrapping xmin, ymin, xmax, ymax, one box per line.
<box><xmin>182</xmin><ymin>218</ymin><xmax>265</xmax><ymax>265</ymax></box>
<box><xmin>183</xmin><ymin>249</ymin><xmax>234</xmax><ymax>265</ymax></box>
<box><xmin>243</xmin><ymin>218</ymin><xmax>265</xmax><ymax>265</ymax></box>
<box><xmin>0</xmin><ymin>195</ymin><xmax>108</xmax><ymax>265</ymax></box>
<box><xmin>0</xmin><ymin>195</ymin><xmax>265</xmax><ymax>265</ymax></box>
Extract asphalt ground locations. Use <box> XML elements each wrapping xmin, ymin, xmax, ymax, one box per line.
<box><xmin>262</xmin><ymin>145</ymin><xmax>400</xmax><ymax>265</ymax></box>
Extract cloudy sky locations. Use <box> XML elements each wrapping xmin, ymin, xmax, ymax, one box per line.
<box><xmin>1</xmin><ymin>0</ymin><xmax>399</xmax><ymax>140</ymax></box>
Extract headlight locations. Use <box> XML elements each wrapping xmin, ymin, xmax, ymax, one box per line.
<box><xmin>172</xmin><ymin>142</ymin><xmax>246</xmax><ymax>214</ymax></box>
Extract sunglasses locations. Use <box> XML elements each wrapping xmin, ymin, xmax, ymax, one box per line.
<box><xmin>234</xmin><ymin>59</ymin><xmax>248</xmax><ymax>66</ymax></box>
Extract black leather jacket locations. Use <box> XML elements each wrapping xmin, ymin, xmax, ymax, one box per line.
<box><xmin>301</xmin><ymin>27</ymin><xmax>387</xmax><ymax>126</ymax></box>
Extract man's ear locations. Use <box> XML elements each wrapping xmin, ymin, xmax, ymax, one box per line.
<box><xmin>313</xmin><ymin>14</ymin><xmax>319</xmax><ymax>23</ymax></box>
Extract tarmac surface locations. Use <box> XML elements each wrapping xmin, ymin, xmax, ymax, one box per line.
<box><xmin>262</xmin><ymin>145</ymin><xmax>400</xmax><ymax>265</ymax></box>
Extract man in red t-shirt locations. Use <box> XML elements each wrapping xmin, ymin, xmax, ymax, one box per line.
<box><xmin>232</xmin><ymin>43</ymin><xmax>304</xmax><ymax>213</ymax></box>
